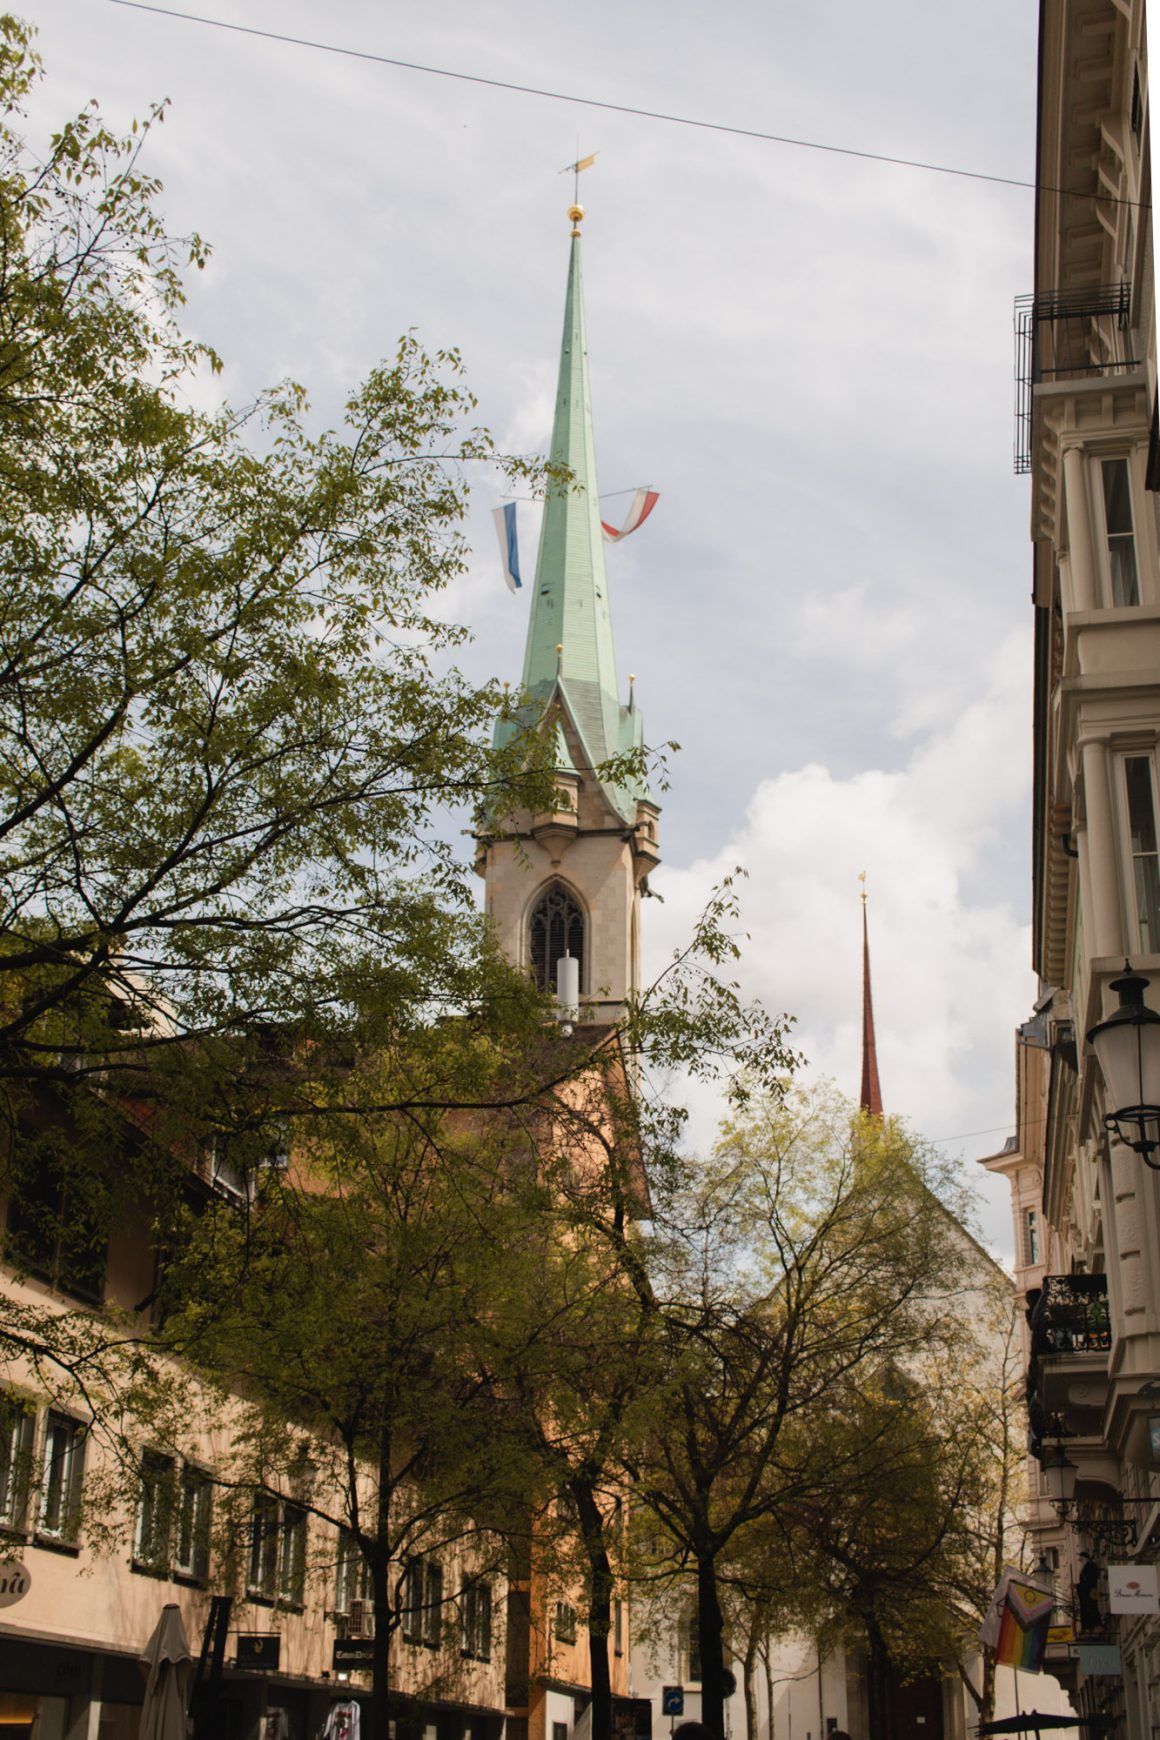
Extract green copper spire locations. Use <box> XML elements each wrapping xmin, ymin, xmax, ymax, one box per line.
<box><xmin>497</xmin><ymin>218</ymin><xmax>646</xmax><ymax>822</ymax></box>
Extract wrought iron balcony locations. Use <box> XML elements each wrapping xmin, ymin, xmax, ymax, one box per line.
<box><xmin>1013</xmin><ymin>282</ymin><xmax>1135</xmax><ymax>473</ymax></box>
<box><xmin>1026</xmin><ymin>1276</ymin><xmax>1111</xmax><ymax>1453</ymax></box>
<box><xmin>1029</xmin><ymin>1272</ymin><xmax>1111</xmax><ymax>1358</ymax></box>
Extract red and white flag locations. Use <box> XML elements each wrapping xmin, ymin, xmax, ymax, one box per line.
<box><xmin>601</xmin><ymin>488</ymin><xmax>659</xmax><ymax>543</ymax></box>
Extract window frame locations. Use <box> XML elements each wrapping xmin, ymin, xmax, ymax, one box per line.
<box><xmin>1115</xmin><ymin>750</ymin><xmax>1160</xmax><ymax>955</ymax></box>
<box><xmin>37</xmin><ymin>1412</ymin><xmax>86</xmax><ymax>1546</ymax></box>
<box><xmin>134</xmin><ymin>1450</ymin><xmax>176</xmax><ymax>1573</ymax></box>
<box><xmin>528</xmin><ymin>882</ymin><xmax>586</xmax><ymax>996</ymax></box>
<box><xmin>1098</xmin><ymin>455</ymin><xmax>1141</xmax><ymax>606</ymax></box>
<box><xmin>554</xmin><ymin>1599</ymin><xmax>577</xmax><ymax>1647</ymax></box>
<box><xmin>278</xmin><ymin>1502</ymin><xmax>307</xmax><ymax>1608</ymax></box>
<box><xmin>173</xmin><ymin>1465</ymin><xmax>213</xmax><ymax>1583</ymax></box>
<box><xmin>247</xmin><ymin>1491</ymin><xmax>281</xmax><ymax>1600</ymax></box>
<box><xmin>1024</xmin><ymin>1208</ymin><xmax>1041</xmax><ymax>1267</ymax></box>
<box><xmin>402</xmin><ymin>1555</ymin><xmax>443</xmax><ymax>1647</ymax></box>
<box><xmin>460</xmin><ymin>1578</ymin><xmax>493</xmax><ymax>1661</ymax></box>
<box><xmin>0</xmin><ymin>1395</ymin><xmax>35</xmax><ymax>1536</ymax></box>
<box><xmin>5</xmin><ymin>1158</ymin><xmax>106</xmax><ymax>1306</ymax></box>
<box><xmin>335</xmin><ymin>1527</ymin><xmax>373</xmax><ymax>1616</ymax></box>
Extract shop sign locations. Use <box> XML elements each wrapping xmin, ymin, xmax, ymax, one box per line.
<box><xmin>1108</xmin><ymin>1563</ymin><xmax>1160</xmax><ymax>1614</ymax></box>
<box><xmin>0</xmin><ymin>1560</ymin><xmax>31</xmax><ymax>1606</ymax></box>
<box><xmin>1075</xmin><ymin>1644</ymin><xmax>1122</xmax><ymax>1676</ymax></box>
<box><xmin>1046</xmin><ymin>1624</ymin><xmax>1074</xmax><ymax>1644</ymax></box>
<box><xmin>333</xmin><ymin>1637</ymin><xmax>375</xmax><ymax>1670</ymax></box>
<box><xmin>236</xmin><ymin>1634</ymin><xmax>281</xmax><ymax>1671</ymax></box>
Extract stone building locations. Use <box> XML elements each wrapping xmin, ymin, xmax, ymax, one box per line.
<box><xmin>986</xmin><ymin>1</ymin><xmax>1160</xmax><ymax>1734</ymax></box>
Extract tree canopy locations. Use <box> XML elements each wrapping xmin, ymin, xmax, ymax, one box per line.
<box><xmin>0</xmin><ymin>14</ymin><xmax>556</xmax><ymax>1113</ymax></box>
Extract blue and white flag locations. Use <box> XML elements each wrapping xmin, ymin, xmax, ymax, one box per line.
<box><xmin>493</xmin><ymin>502</ymin><xmax>522</xmax><ymax>592</ymax></box>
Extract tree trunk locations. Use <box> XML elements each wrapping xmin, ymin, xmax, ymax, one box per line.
<box><xmin>762</xmin><ymin>1644</ymin><xmax>774</xmax><ymax>1740</ymax></box>
<box><xmin>979</xmin><ymin>1650</ymin><xmax>996</xmax><ymax>1726</ymax></box>
<box><xmin>743</xmin><ymin>1606</ymin><xmax>761</xmax><ymax>1740</ymax></box>
<box><xmin>369</xmin><ymin>1550</ymin><xmax>393</xmax><ymax>1740</ymax></box>
<box><xmin>864</xmin><ymin>1618</ymin><xmax>894</xmax><ymax>1740</ymax></box>
<box><xmin>572</xmin><ymin>1476</ymin><xmax>615</xmax><ymax>1740</ymax></box>
<box><xmin>696</xmin><ymin>1554</ymin><xmax>728</xmax><ymax>1740</ymax></box>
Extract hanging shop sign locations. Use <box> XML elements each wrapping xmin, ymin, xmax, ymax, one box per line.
<box><xmin>0</xmin><ymin>1560</ymin><xmax>31</xmax><ymax>1606</ymax></box>
<box><xmin>236</xmin><ymin>1634</ymin><xmax>281</xmax><ymax>1671</ymax></box>
<box><xmin>333</xmin><ymin>1637</ymin><xmax>375</xmax><ymax>1671</ymax></box>
<box><xmin>1108</xmin><ymin>1563</ymin><xmax>1160</xmax><ymax>1614</ymax></box>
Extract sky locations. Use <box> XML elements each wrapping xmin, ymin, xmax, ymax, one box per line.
<box><xmin>33</xmin><ymin>0</ymin><xmax>1043</xmax><ymax>1257</ymax></box>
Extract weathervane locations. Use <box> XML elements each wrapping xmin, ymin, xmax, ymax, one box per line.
<box><xmin>560</xmin><ymin>151</ymin><xmax>597</xmax><ymax>230</ymax></box>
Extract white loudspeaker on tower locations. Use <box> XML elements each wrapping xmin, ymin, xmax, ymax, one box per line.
<box><xmin>556</xmin><ymin>951</ymin><xmax>579</xmax><ymax>1022</ymax></box>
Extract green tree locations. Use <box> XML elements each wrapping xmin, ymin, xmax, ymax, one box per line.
<box><xmin>627</xmin><ymin>1088</ymin><xmax>974</xmax><ymax>1740</ymax></box>
<box><xmin>157</xmin><ymin>1042</ymin><xmax>553</xmax><ymax>1740</ymax></box>
<box><xmin>0</xmin><ymin>14</ymin><xmax>560</xmax><ymax>1117</ymax></box>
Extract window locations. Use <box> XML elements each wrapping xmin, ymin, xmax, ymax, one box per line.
<box><xmin>174</xmin><ymin>1467</ymin><xmax>212</xmax><ymax>1582</ymax></box>
<box><xmin>248</xmin><ymin>1492</ymin><xmax>280</xmax><ymax>1598</ymax></box>
<box><xmin>6</xmin><ymin>1153</ymin><xmax>106</xmax><ymax>1304</ymax></box>
<box><xmin>134</xmin><ymin>1451</ymin><xmax>175</xmax><ymax>1571</ymax></box>
<box><xmin>554</xmin><ymin>1600</ymin><xmax>577</xmax><ymax>1645</ymax></box>
<box><xmin>0</xmin><ymin>1396</ymin><xmax>34</xmax><ymax>1533</ymax></box>
<box><xmin>1024</xmin><ymin>1209</ymin><xmax>1040</xmax><ymax>1267</ymax></box>
<box><xmin>529</xmin><ymin>885</ymin><xmax>584</xmax><ymax>994</ymax></box>
<box><xmin>460</xmin><ymin>1580</ymin><xmax>492</xmax><ymax>1661</ymax></box>
<box><xmin>247</xmin><ymin>1492</ymin><xmax>305</xmax><ymax>1604</ymax></box>
<box><xmin>1123</xmin><ymin>756</ymin><xmax>1160</xmax><ymax>951</ymax></box>
<box><xmin>613</xmin><ymin>1597</ymin><xmax>624</xmax><ymax>1657</ymax></box>
<box><xmin>279</xmin><ymin>1503</ymin><xmax>307</xmax><ymax>1606</ymax></box>
<box><xmin>402</xmin><ymin>1556</ymin><xmax>443</xmax><ymax>1646</ymax></box>
<box><xmin>335</xmin><ymin>1528</ymin><xmax>373</xmax><ymax>1614</ymax></box>
<box><xmin>1101</xmin><ymin>458</ymin><xmax>1139</xmax><ymax>605</ymax></box>
<box><xmin>38</xmin><ymin>1413</ymin><xmax>85</xmax><ymax>1543</ymax></box>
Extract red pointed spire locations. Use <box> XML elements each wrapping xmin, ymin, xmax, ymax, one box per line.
<box><xmin>860</xmin><ymin>881</ymin><xmax>884</xmax><ymax>1118</ymax></box>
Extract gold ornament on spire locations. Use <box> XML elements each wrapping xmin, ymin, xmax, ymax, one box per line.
<box><xmin>559</xmin><ymin>151</ymin><xmax>597</xmax><ymax>232</ymax></box>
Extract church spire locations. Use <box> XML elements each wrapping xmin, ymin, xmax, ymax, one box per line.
<box><xmin>859</xmin><ymin>877</ymin><xmax>884</xmax><ymax>1117</ymax></box>
<box><xmin>509</xmin><ymin>206</ymin><xmax>644</xmax><ymax>820</ymax></box>
<box><xmin>480</xmin><ymin>206</ymin><xmax>660</xmax><ymax>1020</ymax></box>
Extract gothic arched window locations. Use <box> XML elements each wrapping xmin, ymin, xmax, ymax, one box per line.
<box><xmin>529</xmin><ymin>884</ymin><xmax>584</xmax><ymax>993</ymax></box>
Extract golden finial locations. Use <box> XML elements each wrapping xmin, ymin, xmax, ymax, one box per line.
<box><xmin>858</xmin><ymin>870</ymin><xmax>868</xmax><ymax>907</ymax></box>
<box><xmin>560</xmin><ymin>152</ymin><xmax>596</xmax><ymax>232</ymax></box>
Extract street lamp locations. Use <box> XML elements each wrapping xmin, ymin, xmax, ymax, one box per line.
<box><xmin>1086</xmin><ymin>964</ymin><xmax>1160</xmax><ymax>1167</ymax></box>
<box><xmin>1042</xmin><ymin>1443</ymin><xmax>1078</xmax><ymax>1516</ymax></box>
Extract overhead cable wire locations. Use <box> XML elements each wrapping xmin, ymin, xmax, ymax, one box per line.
<box><xmin>104</xmin><ymin>0</ymin><xmax>1149</xmax><ymax>212</ymax></box>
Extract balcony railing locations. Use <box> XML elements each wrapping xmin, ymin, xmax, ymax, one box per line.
<box><xmin>1013</xmin><ymin>283</ymin><xmax>1135</xmax><ymax>473</ymax></box>
<box><xmin>1029</xmin><ymin>1272</ymin><xmax>1111</xmax><ymax>1358</ymax></box>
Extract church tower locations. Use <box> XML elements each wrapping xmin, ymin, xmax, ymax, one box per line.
<box><xmin>477</xmin><ymin>204</ymin><xmax>660</xmax><ymax>1021</ymax></box>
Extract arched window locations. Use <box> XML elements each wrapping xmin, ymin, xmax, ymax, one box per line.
<box><xmin>529</xmin><ymin>884</ymin><xmax>584</xmax><ymax>993</ymax></box>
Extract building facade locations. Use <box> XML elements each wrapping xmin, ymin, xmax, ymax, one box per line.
<box><xmin>990</xmin><ymin>0</ymin><xmax>1160</xmax><ymax>1733</ymax></box>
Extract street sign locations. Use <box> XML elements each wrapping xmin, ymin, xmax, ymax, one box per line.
<box><xmin>333</xmin><ymin>1637</ymin><xmax>375</xmax><ymax>1670</ymax></box>
<box><xmin>661</xmin><ymin>1688</ymin><xmax>684</xmax><ymax>1717</ymax></box>
<box><xmin>0</xmin><ymin>1561</ymin><xmax>30</xmax><ymax>1607</ymax></box>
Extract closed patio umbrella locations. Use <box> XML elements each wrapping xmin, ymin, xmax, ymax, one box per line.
<box><xmin>138</xmin><ymin>1603</ymin><xmax>194</xmax><ymax>1740</ymax></box>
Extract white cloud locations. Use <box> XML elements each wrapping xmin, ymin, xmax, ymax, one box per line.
<box><xmin>643</xmin><ymin>624</ymin><xmax>1035</xmax><ymax>1259</ymax></box>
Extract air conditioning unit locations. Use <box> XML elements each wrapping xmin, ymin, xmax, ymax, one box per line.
<box><xmin>348</xmin><ymin>1599</ymin><xmax>374</xmax><ymax>1638</ymax></box>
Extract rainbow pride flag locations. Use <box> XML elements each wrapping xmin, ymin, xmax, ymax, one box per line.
<box><xmin>979</xmin><ymin>1567</ymin><xmax>1055</xmax><ymax>1673</ymax></box>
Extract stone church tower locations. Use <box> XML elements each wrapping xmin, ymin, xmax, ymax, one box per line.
<box><xmin>477</xmin><ymin>207</ymin><xmax>660</xmax><ymax>1021</ymax></box>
